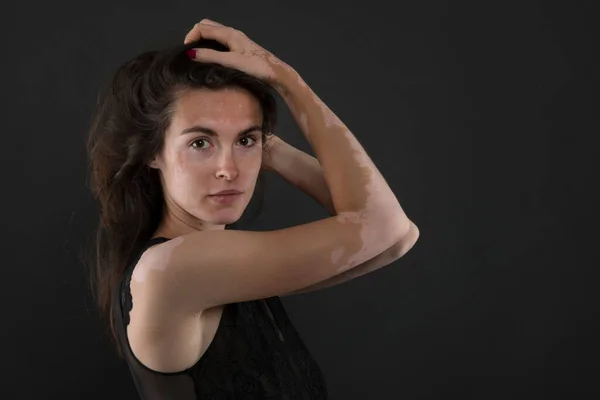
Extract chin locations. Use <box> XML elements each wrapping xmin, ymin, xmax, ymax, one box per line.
<box><xmin>197</xmin><ymin>196</ymin><xmax>251</xmax><ymax>226</ymax></box>
<box><xmin>209</xmin><ymin>210</ymin><xmax>243</xmax><ymax>226</ymax></box>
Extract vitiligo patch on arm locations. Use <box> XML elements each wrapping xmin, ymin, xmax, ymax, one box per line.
<box><xmin>131</xmin><ymin>236</ymin><xmax>185</xmax><ymax>283</ymax></box>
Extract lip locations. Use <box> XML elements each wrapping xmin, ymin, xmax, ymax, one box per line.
<box><xmin>208</xmin><ymin>191</ymin><xmax>242</xmax><ymax>205</ymax></box>
<box><xmin>209</xmin><ymin>190</ymin><xmax>242</xmax><ymax>196</ymax></box>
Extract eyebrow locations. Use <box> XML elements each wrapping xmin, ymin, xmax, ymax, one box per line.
<box><xmin>180</xmin><ymin>124</ymin><xmax>263</xmax><ymax>137</ymax></box>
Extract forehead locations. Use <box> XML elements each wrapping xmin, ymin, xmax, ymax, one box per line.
<box><xmin>171</xmin><ymin>87</ymin><xmax>262</xmax><ymax>126</ymax></box>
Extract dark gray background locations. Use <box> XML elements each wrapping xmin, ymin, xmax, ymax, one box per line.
<box><xmin>1</xmin><ymin>0</ymin><xmax>598</xmax><ymax>398</ymax></box>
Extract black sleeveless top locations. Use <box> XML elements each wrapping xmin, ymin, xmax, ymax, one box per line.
<box><xmin>113</xmin><ymin>236</ymin><xmax>328</xmax><ymax>399</ymax></box>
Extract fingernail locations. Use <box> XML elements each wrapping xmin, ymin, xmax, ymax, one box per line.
<box><xmin>186</xmin><ymin>49</ymin><xmax>196</xmax><ymax>59</ymax></box>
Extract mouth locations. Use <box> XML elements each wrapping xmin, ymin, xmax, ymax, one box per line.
<box><xmin>209</xmin><ymin>190</ymin><xmax>243</xmax><ymax>196</ymax></box>
<box><xmin>207</xmin><ymin>191</ymin><xmax>242</xmax><ymax>204</ymax></box>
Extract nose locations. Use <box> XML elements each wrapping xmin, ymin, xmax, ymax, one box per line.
<box><xmin>215</xmin><ymin>149</ymin><xmax>239</xmax><ymax>181</ymax></box>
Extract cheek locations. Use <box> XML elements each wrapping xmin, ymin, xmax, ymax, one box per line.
<box><xmin>173</xmin><ymin>149</ymin><xmax>195</xmax><ymax>173</ymax></box>
<box><xmin>239</xmin><ymin>146</ymin><xmax>263</xmax><ymax>168</ymax></box>
<box><xmin>172</xmin><ymin>151</ymin><xmax>210</xmax><ymax>186</ymax></box>
<box><xmin>176</xmin><ymin>147</ymin><xmax>218</xmax><ymax>173</ymax></box>
<box><xmin>249</xmin><ymin>151</ymin><xmax>264</xmax><ymax>175</ymax></box>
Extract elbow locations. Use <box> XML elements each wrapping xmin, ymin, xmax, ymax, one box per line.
<box><xmin>390</xmin><ymin>221</ymin><xmax>420</xmax><ymax>259</ymax></box>
<box><xmin>385</xmin><ymin>216</ymin><xmax>414</xmax><ymax>243</ymax></box>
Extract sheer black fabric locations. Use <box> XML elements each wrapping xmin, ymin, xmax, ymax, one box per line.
<box><xmin>113</xmin><ymin>236</ymin><xmax>328</xmax><ymax>399</ymax></box>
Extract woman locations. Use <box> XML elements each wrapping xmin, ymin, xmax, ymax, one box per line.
<box><xmin>86</xmin><ymin>18</ymin><xmax>419</xmax><ymax>399</ymax></box>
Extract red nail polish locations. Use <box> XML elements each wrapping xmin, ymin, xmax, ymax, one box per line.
<box><xmin>186</xmin><ymin>49</ymin><xmax>196</xmax><ymax>59</ymax></box>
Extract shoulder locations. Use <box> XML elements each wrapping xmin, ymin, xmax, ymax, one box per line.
<box><xmin>125</xmin><ymin>239</ymin><xmax>202</xmax><ymax>371</ymax></box>
<box><xmin>128</xmin><ymin>236</ymin><xmax>184</xmax><ymax>294</ymax></box>
<box><xmin>129</xmin><ymin>237</ymin><xmax>181</xmax><ymax>311</ymax></box>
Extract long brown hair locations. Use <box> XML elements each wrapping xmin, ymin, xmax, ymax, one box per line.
<box><xmin>83</xmin><ymin>38</ymin><xmax>277</xmax><ymax>357</ymax></box>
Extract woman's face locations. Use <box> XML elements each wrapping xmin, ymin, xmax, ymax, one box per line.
<box><xmin>149</xmin><ymin>86</ymin><xmax>264</xmax><ymax>233</ymax></box>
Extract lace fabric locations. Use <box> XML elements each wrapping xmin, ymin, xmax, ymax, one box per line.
<box><xmin>113</xmin><ymin>237</ymin><xmax>328</xmax><ymax>399</ymax></box>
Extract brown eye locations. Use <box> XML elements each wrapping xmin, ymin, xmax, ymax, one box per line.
<box><xmin>191</xmin><ymin>138</ymin><xmax>209</xmax><ymax>150</ymax></box>
<box><xmin>239</xmin><ymin>135</ymin><xmax>257</xmax><ymax>147</ymax></box>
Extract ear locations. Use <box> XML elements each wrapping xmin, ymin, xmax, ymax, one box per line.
<box><xmin>147</xmin><ymin>157</ymin><xmax>160</xmax><ymax>169</ymax></box>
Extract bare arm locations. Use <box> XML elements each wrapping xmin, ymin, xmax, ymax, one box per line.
<box><xmin>263</xmin><ymin>135</ymin><xmax>336</xmax><ymax>216</ymax></box>
<box><xmin>283</xmin><ymin>221</ymin><xmax>420</xmax><ymax>296</ymax></box>
<box><xmin>265</xmin><ymin>136</ymin><xmax>419</xmax><ymax>295</ymax></box>
<box><xmin>273</xmin><ymin>68</ymin><xmax>410</xmax><ymax>231</ymax></box>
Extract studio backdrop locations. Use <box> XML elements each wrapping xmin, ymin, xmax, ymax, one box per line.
<box><xmin>1</xmin><ymin>0</ymin><xmax>597</xmax><ymax>399</ymax></box>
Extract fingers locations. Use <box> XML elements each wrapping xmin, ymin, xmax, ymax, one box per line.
<box><xmin>184</xmin><ymin>23</ymin><xmax>202</xmax><ymax>45</ymax></box>
<box><xmin>183</xmin><ymin>22</ymin><xmax>209</xmax><ymax>44</ymax></box>
<box><xmin>199</xmin><ymin>18</ymin><xmax>224</xmax><ymax>27</ymax></box>
<box><xmin>199</xmin><ymin>23</ymin><xmax>242</xmax><ymax>50</ymax></box>
<box><xmin>183</xmin><ymin>19</ymin><xmax>230</xmax><ymax>45</ymax></box>
<box><xmin>187</xmin><ymin>48</ymin><xmax>242</xmax><ymax>68</ymax></box>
